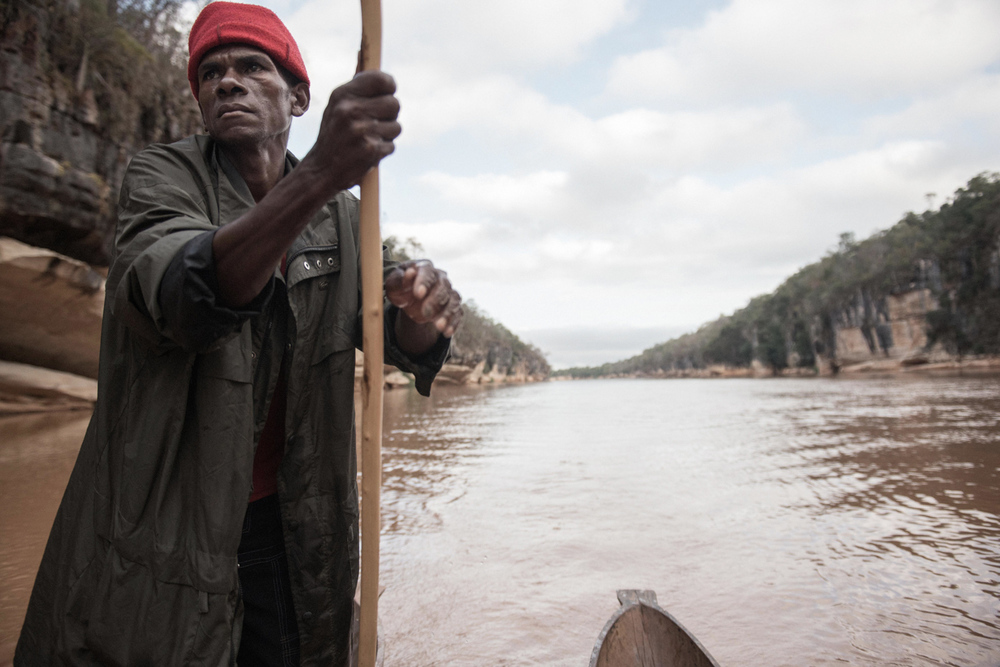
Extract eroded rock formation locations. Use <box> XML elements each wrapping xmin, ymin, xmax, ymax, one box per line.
<box><xmin>0</xmin><ymin>237</ymin><xmax>103</xmax><ymax>379</ymax></box>
<box><xmin>0</xmin><ymin>0</ymin><xmax>201</xmax><ymax>265</ymax></box>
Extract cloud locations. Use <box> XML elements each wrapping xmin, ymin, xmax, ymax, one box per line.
<box><xmin>420</xmin><ymin>170</ymin><xmax>569</xmax><ymax>219</ymax></box>
<box><xmin>403</xmin><ymin>139</ymin><xmax>966</xmax><ymax>298</ymax></box>
<box><xmin>863</xmin><ymin>73</ymin><xmax>1000</xmax><ymax>148</ymax></box>
<box><xmin>279</xmin><ymin>0</ymin><xmax>630</xmax><ymax>77</ymax></box>
<box><xmin>382</xmin><ymin>219</ymin><xmax>485</xmax><ymax>262</ymax></box>
<box><xmin>278</xmin><ymin>0</ymin><xmax>632</xmax><ymax>155</ymax></box>
<box><xmin>386</xmin><ymin>0</ymin><xmax>631</xmax><ymax>72</ymax></box>
<box><xmin>397</xmin><ymin>67</ymin><xmax>806</xmax><ymax>169</ymax></box>
<box><xmin>260</xmin><ymin>0</ymin><xmax>1000</xmax><ymax>365</ymax></box>
<box><xmin>607</xmin><ymin>0</ymin><xmax>1000</xmax><ymax>104</ymax></box>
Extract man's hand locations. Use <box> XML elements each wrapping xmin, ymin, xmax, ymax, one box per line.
<box><xmin>211</xmin><ymin>70</ymin><xmax>401</xmax><ymax>309</ymax></box>
<box><xmin>306</xmin><ymin>70</ymin><xmax>401</xmax><ymax>192</ymax></box>
<box><xmin>386</xmin><ymin>260</ymin><xmax>462</xmax><ymax>355</ymax></box>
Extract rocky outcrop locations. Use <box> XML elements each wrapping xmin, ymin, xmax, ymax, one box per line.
<box><xmin>808</xmin><ymin>287</ymin><xmax>993</xmax><ymax>375</ymax></box>
<box><xmin>0</xmin><ymin>237</ymin><xmax>103</xmax><ymax>379</ymax></box>
<box><xmin>817</xmin><ymin>288</ymin><xmax>941</xmax><ymax>369</ymax></box>
<box><xmin>0</xmin><ymin>359</ymin><xmax>96</xmax><ymax>413</ymax></box>
<box><xmin>0</xmin><ymin>0</ymin><xmax>201</xmax><ymax>265</ymax></box>
<box><xmin>433</xmin><ymin>359</ymin><xmax>547</xmax><ymax>385</ymax></box>
<box><xmin>352</xmin><ymin>350</ymin><xmax>415</xmax><ymax>390</ymax></box>
<box><xmin>354</xmin><ymin>355</ymin><xmax>547</xmax><ymax>389</ymax></box>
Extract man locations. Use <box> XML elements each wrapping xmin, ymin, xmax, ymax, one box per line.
<box><xmin>15</xmin><ymin>2</ymin><xmax>461</xmax><ymax>665</ymax></box>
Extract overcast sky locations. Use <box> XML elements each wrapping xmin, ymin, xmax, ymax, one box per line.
<box><xmin>238</xmin><ymin>0</ymin><xmax>1000</xmax><ymax>368</ymax></box>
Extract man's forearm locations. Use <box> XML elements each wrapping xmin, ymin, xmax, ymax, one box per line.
<box><xmin>212</xmin><ymin>157</ymin><xmax>336</xmax><ymax>307</ymax></box>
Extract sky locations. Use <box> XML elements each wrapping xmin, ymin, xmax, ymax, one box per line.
<box><xmin>214</xmin><ymin>0</ymin><xmax>1000</xmax><ymax>368</ymax></box>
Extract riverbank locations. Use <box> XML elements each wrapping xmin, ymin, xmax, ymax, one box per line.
<box><xmin>554</xmin><ymin>354</ymin><xmax>1000</xmax><ymax>380</ymax></box>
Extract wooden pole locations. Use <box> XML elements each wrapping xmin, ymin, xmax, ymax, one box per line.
<box><xmin>358</xmin><ymin>0</ymin><xmax>382</xmax><ymax>665</ymax></box>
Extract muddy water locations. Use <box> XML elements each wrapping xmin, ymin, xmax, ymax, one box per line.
<box><xmin>376</xmin><ymin>377</ymin><xmax>1000</xmax><ymax>666</ymax></box>
<box><xmin>2</xmin><ymin>377</ymin><xmax>999</xmax><ymax>665</ymax></box>
<box><xmin>0</xmin><ymin>410</ymin><xmax>91</xmax><ymax>661</ymax></box>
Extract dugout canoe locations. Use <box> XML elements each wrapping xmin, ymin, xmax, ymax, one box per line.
<box><xmin>589</xmin><ymin>590</ymin><xmax>721</xmax><ymax>667</ymax></box>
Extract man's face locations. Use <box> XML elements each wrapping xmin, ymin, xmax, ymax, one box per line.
<box><xmin>195</xmin><ymin>45</ymin><xmax>309</xmax><ymax>147</ymax></box>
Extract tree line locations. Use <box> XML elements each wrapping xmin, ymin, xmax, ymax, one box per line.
<box><xmin>558</xmin><ymin>173</ymin><xmax>1000</xmax><ymax>378</ymax></box>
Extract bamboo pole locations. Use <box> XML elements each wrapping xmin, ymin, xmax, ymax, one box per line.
<box><xmin>358</xmin><ymin>0</ymin><xmax>382</xmax><ymax>665</ymax></box>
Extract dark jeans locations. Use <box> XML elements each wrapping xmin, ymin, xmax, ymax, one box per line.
<box><xmin>237</xmin><ymin>494</ymin><xmax>300</xmax><ymax>667</ymax></box>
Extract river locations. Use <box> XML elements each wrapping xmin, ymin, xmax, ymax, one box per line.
<box><xmin>2</xmin><ymin>376</ymin><xmax>999</xmax><ymax>665</ymax></box>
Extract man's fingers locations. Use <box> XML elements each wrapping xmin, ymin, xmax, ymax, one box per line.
<box><xmin>408</xmin><ymin>261</ymin><xmax>436</xmax><ymax>300</ymax></box>
<box><xmin>376</xmin><ymin>119</ymin><xmax>402</xmax><ymax>141</ymax></box>
<box><xmin>439</xmin><ymin>290</ymin><xmax>462</xmax><ymax>337</ymax></box>
<box><xmin>312</xmin><ymin>70</ymin><xmax>402</xmax><ymax>191</ymax></box>
<box><xmin>348</xmin><ymin>69</ymin><xmax>397</xmax><ymax>96</ymax></box>
<box><xmin>421</xmin><ymin>275</ymin><xmax>453</xmax><ymax>319</ymax></box>
<box><xmin>385</xmin><ymin>265</ymin><xmax>416</xmax><ymax>307</ymax></box>
<box><xmin>367</xmin><ymin>94</ymin><xmax>401</xmax><ymax>121</ymax></box>
<box><xmin>390</xmin><ymin>261</ymin><xmax>462</xmax><ymax>335</ymax></box>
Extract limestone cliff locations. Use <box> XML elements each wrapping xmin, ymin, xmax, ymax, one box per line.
<box><xmin>0</xmin><ymin>0</ymin><xmax>201</xmax><ymax>265</ymax></box>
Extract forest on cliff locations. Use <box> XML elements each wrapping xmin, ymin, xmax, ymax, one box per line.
<box><xmin>558</xmin><ymin>173</ymin><xmax>1000</xmax><ymax>378</ymax></box>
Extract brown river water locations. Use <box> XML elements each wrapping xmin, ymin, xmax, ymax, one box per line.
<box><xmin>2</xmin><ymin>376</ymin><xmax>999</xmax><ymax>665</ymax></box>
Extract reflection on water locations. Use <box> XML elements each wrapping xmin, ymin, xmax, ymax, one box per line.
<box><xmin>376</xmin><ymin>378</ymin><xmax>1000</xmax><ymax>667</ymax></box>
<box><xmin>0</xmin><ymin>411</ymin><xmax>91</xmax><ymax>660</ymax></box>
<box><xmin>761</xmin><ymin>381</ymin><xmax>1000</xmax><ymax>665</ymax></box>
<box><xmin>379</xmin><ymin>388</ymin><xmax>497</xmax><ymax>535</ymax></box>
<box><xmin>2</xmin><ymin>378</ymin><xmax>998</xmax><ymax>666</ymax></box>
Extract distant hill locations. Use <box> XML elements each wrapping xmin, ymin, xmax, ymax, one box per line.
<box><xmin>557</xmin><ymin>173</ymin><xmax>1000</xmax><ymax>378</ymax></box>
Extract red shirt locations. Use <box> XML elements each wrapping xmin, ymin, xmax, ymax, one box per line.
<box><xmin>250</xmin><ymin>253</ymin><xmax>289</xmax><ymax>503</ymax></box>
<box><xmin>249</xmin><ymin>366</ymin><xmax>286</xmax><ymax>502</ymax></box>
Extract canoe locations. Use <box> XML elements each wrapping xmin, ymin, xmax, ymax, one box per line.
<box><xmin>589</xmin><ymin>590</ymin><xmax>721</xmax><ymax>667</ymax></box>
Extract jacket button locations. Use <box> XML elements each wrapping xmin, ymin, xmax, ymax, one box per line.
<box><xmin>315</xmin><ymin>259</ymin><xmax>322</xmax><ymax>268</ymax></box>
<box><xmin>303</xmin><ymin>260</ymin><xmax>311</xmax><ymax>270</ymax></box>
<box><xmin>327</xmin><ymin>257</ymin><xmax>335</xmax><ymax>266</ymax></box>
<box><xmin>303</xmin><ymin>611</ymin><xmax>313</xmax><ymax>621</ymax></box>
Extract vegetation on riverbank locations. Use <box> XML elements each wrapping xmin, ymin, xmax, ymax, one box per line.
<box><xmin>557</xmin><ymin>173</ymin><xmax>1000</xmax><ymax>378</ymax></box>
<box><xmin>18</xmin><ymin>0</ymin><xmax>198</xmax><ymax>146</ymax></box>
<box><xmin>385</xmin><ymin>236</ymin><xmax>550</xmax><ymax>380</ymax></box>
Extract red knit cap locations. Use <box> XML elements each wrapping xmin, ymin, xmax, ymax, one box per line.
<box><xmin>187</xmin><ymin>1</ymin><xmax>310</xmax><ymax>100</ymax></box>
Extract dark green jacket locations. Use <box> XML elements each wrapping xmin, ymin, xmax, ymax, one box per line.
<box><xmin>15</xmin><ymin>135</ymin><xmax>445</xmax><ymax>666</ymax></box>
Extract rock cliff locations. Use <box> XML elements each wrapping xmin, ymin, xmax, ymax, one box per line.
<box><xmin>0</xmin><ymin>0</ymin><xmax>200</xmax><ymax>265</ymax></box>
<box><xmin>0</xmin><ymin>237</ymin><xmax>103</xmax><ymax>379</ymax></box>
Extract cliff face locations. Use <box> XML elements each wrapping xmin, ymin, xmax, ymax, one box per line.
<box><xmin>818</xmin><ymin>288</ymin><xmax>938</xmax><ymax>369</ymax></box>
<box><xmin>0</xmin><ymin>0</ymin><xmax>200</xmax><ymax>265</ymax></box>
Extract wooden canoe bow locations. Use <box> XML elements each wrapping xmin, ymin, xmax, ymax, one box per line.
<box><xmin>358</xmin><ymin>0</ymin><xmax>383</xmax><ymax>665</ymax></box>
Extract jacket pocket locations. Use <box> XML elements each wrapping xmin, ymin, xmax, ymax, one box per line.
<box><xmin>285</xmin><ymin>244</ymin><xmax>340</xmax><ymax>290</ymax></box>
<box><xmin>287</xmin><ymin>245</ymin><xmax>358</xmax><ymax>366</ymax></box>
<box><xmin>84</xmin><ymin>545</ymin><xmax>230</xmax><ymax>666</ymax></box>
